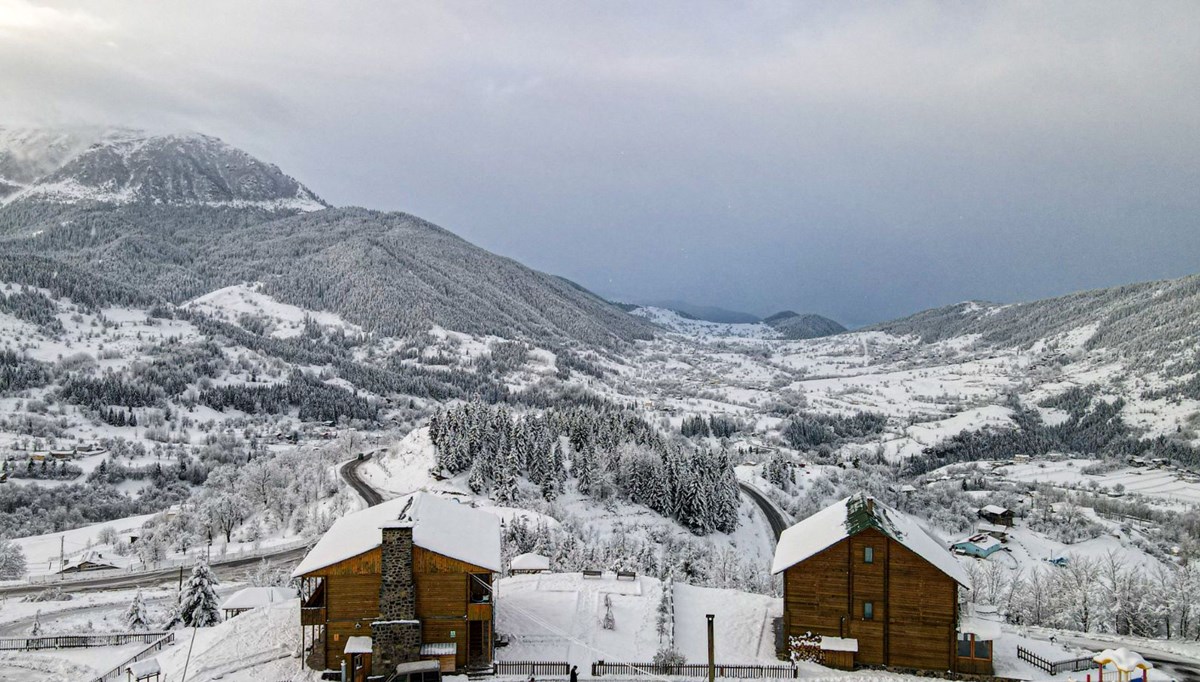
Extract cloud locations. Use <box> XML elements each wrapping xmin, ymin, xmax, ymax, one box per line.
<box><xmin>1</xmin><ymin>1</ymin><xmax>1197</xmax><ymax>326</ymax></box>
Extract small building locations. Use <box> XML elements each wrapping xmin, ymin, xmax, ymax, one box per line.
<box><xmin>976</xmin><ymin>523</ymin><xmax>1010</xmax><ymax>542</ymax></box>
<box><xmin>294</xmin><ymin>492</ymin><xmax>501</xmax><ymax>678</ymax></box>
<box><xmin>951</xmin><ymin>534</ymin><xmax>1004</xmax><ymax>559</ymax></box>
<box><xmin>125</xmin><ymin>657</ymin><xmax>161</xmax><ymax>682</ymax></box>
<box><xmin>59</xmin><ymin>551</ymin><xmax>122</xmax><ymax>574</ymax></box>
<box><xmin>220</xmin><ymin>586</ymin><xmax>299</xmax><ymax>619</ymax></box>
<box><xmin>509</xmin><ymin>553</ymin><xmax>550</xmax><ymax>575</ymax></box>
<box><xmin>772</xmin><ymin>493</ymin><xmax>971</xmax><ymax>673</ymax></box>
<box><xmin>977</xmin><ymin>505</ymin><xmax>1014</xmax><ymax>527</ymax></box>
<box><xmin>818</xmin><ymin>636</ymin><xmax>858</xmax><ymax>670</ymax></box>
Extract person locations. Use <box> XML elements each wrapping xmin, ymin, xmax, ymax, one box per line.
<box><xmin>570</xmin><ymin>666</ymin><xmax>579</xmax><ymax>682</ymax></box>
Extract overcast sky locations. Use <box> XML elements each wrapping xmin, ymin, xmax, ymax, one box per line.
<box><xmin>2</xmin><ymin>1</ymin><xmax>1198</xmax><ymax>327</ymax></box>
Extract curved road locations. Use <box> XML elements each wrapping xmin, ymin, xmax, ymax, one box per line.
<box><xmin>739</xmin><ymin>482</ymin><xmax>790</xmax><ymax>541</ymax></box>
<box><xmin>0</xmin><ymin>454</ymin><xmax>386</xmax><ymax>599</ymax></box>
<box><xmin>341</xmin><ymin>453</ymin><xmax>385</xmax><ymax>506</ymax></box>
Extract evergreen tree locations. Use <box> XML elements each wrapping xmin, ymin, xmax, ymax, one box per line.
<box><xmin>125</xmin><ymin>590</ymin><xmax>149</xmax><ymax>631</ymax></box>
<box><xmin>178</xmin><ymin>561</ymin><xmax>222</xmax><ymax>627</ymax></box>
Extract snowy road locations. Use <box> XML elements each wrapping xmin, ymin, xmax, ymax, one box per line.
<box><xmin>738</xmin><ymin>482</ymin><xmax>790</xmax><ymax>541</ymax></box>
<box><xmin>341</xmin><ymin>452</ymin><xmax>386</xmax><ymax>506</ymax></box>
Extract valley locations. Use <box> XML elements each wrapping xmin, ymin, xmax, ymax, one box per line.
<box><xmin>0</xmin><ymin>128</ymin><xmax>1198</xmax><ymax>681</ymax></box>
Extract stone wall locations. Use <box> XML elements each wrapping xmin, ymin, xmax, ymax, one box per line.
<box><xmin>374</xmin><ymin>523</ymin><xmax>421</xmax><ymax>676</ymax></box>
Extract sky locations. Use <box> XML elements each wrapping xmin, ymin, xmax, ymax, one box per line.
<box><xmin>1</xmin><ymin>1</ymin><xmax>1198</xmax><ymax>328</ymax></box>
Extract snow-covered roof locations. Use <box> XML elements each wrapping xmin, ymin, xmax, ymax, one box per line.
<box><xmin>977</xmin><ymin>522</ymin><xmax>1009</xmax><ymax>534</ymax></box>
<box><xmin>293</xmin><ymin>492</ymin><xmax>502</xmax><ymax>577</ymax></box>
<box><xmin>819</xmin><ymin>636</ymin><xmax>858</xmax><ymax>652</ymax></box>
<box><xmin>953</xmin><ymin>534</ymin><xmax>1002</xmax><ymax>551</ymax></box>
<box><xmin>344</xmin><ymin>636</ymin><xmax>373</xmax><ymax>654</ymax></box>
<box><xmin>980</xmin><ymin>505</ymin><xmax>1010</xmax><ymax>516</ymax></box>
<box><xmin>510</xmin><ymin>552</ymin><xmax>550</xmax><ymax>571</ymax></box>
<box><xmin>127</xmin><ymin>658</ymin><xmax>161</xmax><ymax>677</ymax></box>
<box><xmin>771</xmin><ymin>493</ymin><xmax>970</xmax><ymax>587</ymax></box>
<box><xmin>959</xmin><ymin>616</ymin><xmax>1001</xmax><ymax>641</ymax></box>
<box><xmin>1093</xmin><ymin>648</ymin><xmax>1153</xmax><ymax>672</ymax></box>
<box><xmin>220</xmin><ymin>586</ymin><xmax>298</xmax><ymax>611</ymax></box>
<box><xmin>421</xmin><ymin>642</ymin><xmax>457</xmax><ymax>656</ymax></box>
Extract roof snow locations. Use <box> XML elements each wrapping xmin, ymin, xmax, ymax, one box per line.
<box><xmin>770</xmin><ymin>493</ymin><xmax>970</xmax><ymax>587</ymax></box>
<box><xmin>510</xmin><ymin>552</ymin><xmax>550</xmax><ymax>571</ymax></box>
<box><xmin>953</xmin><ymin>534</ymin><xmax>1002</xmax><ymax>551</ymax></box>
<box><xmin>220</xmin><ymin>586</ymin><xmax>299</xmax><ymax>611</ymax></box>
<box><xmin>819</xmin><ymin>636</ymin><xmax>858</xmax><ymax>652</ymax></box>
<box><xmin>344</xmin><ymin>636</ymin><xmax>373</xmax><ymax>655</ymax></box>
<box><xmin>980</xmin><ymin>505</ymin><xmax>1009</xmax><ymax>515</ymax></box>
<box><xmin>1093</xmin><ymin>648</ymin><xmax>1153</xmax><ymax>673</ymax></box>
<box><xmin>293</xmin><ymin>492</ymin><xmax>502</xmax><ymax>577</ymax></box>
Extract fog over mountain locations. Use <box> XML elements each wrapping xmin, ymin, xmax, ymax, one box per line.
<box><xmin>2</xmin><ymin>1</ymin><xmax>1197</xmax><ymax>326</ymax></box>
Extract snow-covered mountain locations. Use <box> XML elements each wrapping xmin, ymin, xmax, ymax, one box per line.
<box><xmin>0</xmin><ymin>128</ymin><xmax>651</xmax><ymax>346</ymax></box>
<box><xmin>0</xmin><ymin>128</ymin><xmax>325</xmax><ymax>211</ymax></box>
<box><xmin>762</xmin><ymin>310</ymin><xmax>846</xmax><ymax>339</ymax></box>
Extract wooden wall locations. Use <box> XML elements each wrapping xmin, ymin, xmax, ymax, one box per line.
<box><xmin>782</xmin><ymin>528</ymin><xmax>959</xmax><ymax>673</ymax></box>
<box><xmin>299</xmin><ymin>545</ymin><xmax>495</xmax><ymax>671</ymax></box>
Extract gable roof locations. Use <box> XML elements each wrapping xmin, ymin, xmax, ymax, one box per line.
<box><xmin>770</xmin><ymin>493</ymin><xmax>970</xmax><ymax>586</ymax></box>
<box><xmin>292</xmin><ymin>492</ymin><xmax>501</xmax><ymax>577</ymax></box>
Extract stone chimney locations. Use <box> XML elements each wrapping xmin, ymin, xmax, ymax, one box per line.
<box><xmin>373</xmin><ymin>520</ymin><xmax>422</xmax><ymax>676</ymax></box>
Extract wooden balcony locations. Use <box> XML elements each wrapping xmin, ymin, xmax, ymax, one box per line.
<box><xmin>301</xmin><ymin>606</ymin><xmax>326</xmax><ymax>626</ymax></box>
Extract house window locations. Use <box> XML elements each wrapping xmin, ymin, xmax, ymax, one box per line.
<box><xmin>974</xmin><ymin>639</ymin><xmax>991</xmax><ymax>659</ymax></box>
<box><xmin>957</xmin><ymin>634</ymin><xmax>972</xmax><ymax>657</ymax></box>
<box><xmin>864</xmin><ymin>547</ymin><xmax>874</xmax><ymax>564</ymax></box>
<box><xmin>469</xmin><ymin>574</ymin><xmax>492</xmax><ymax>603</ymax></box>
<box><xmin>863</xmin><ymin>602</ymin><xmax>874</xmax><ymax>620</ymax></box>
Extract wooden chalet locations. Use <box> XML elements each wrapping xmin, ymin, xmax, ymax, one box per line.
<box><xmin>293</xmin><ymin>493</ymin><xmax>501</xmax><ymax>680</ymax></box>
<box><xmin>977</xmin><ymin>505</ymin><xmax>1015</xmax><ymax>527</ymax></box>
<box><xmin>772</xmin><ymin>494</ymin><xmax>979</xmax><ymax>673</ymax></box>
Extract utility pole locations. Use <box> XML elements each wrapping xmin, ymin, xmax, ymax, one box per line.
<box><xmin>59</xmin><ymin>537</ymin><xmax>64</xmax><ymax>581</ymax></box>
<box><xmin>707</xmin><ymin>613</ymin><xmax>715</xmax><ymax>682</ymax></box>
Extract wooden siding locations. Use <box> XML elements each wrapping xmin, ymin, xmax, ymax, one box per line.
<box><xmin>301</xmin><ymin>544</ymin><xmax>494</xmax><ymax>671</ymax></box>
<box><xmin>782</xmin><ymin>528</ymin><xmax>960</xmax><ymax>673</ymax></box>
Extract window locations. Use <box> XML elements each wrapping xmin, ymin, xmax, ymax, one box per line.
<box><xmin>957</xmin><ymin>634</ymin><xmax>972</xmax><ymax>657</ymax></box>
<box><xmin>863</xmin><ymin>602</ymin><xmax>874</xmax><ymax>620</ymax></box>
<box><xmin>864</xmin><ymin>547</ymin><xmax>874</xmax><ymax>564</ymax></box>
<box><xmin>469</xmin><ymin>574</ymin><xmax>492</xmax><ymax>603</ymax></box>
<box><xmin>974</xmin><ymin>639</ymin><xmax>991</xmax><ymax>659</ymax></box>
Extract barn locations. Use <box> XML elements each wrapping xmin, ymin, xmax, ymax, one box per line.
<box><xmin>293</xmin><ymin>493</ymin><xmax>501</xmax><ymax>680</ymax></box>
<box><xmin>772</xmin><ymin>493</ymin><xmax>973</xmax><ymax>673</ymax></box>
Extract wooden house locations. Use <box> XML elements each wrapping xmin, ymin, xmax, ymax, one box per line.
<box><xmin>59</xmin><ymin>551</ymin><xmax>122</xmax><ymax>574</ymax></box>
<box><xmin>772</xmin><ymin>493</ymin><xmax>972</xmax><ymax>673</ymax></box>
<box><xmin>293</xmin><ymin>493</ymin><xmax>501</xmax><ymax>680</ymax></box>
<box><xmin>977</xmin><ymin>505</ymin><xmax>1014</xmax><ymax>527</ymax></box>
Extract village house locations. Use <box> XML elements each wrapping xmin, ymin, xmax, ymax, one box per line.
<box><xmin>772</xmin><ymin>493</ymin><xmax>985</xmax><ymax>674</ymax></box>
<box><xmin>977</xmin><ymin>504</ymin><xmax>1015</xmax><ymax>527</ymax></box>
<box><xmin>951</xmin><ymin>533</ymin><xmax>1004</xmax><ymax>559</ymax></box>
<box><xmin>58</xmin><ymin>550</ymin><xmax>124</xmax><ymax>574</ymax></box>
<box><xmin>293</xmin><ymin>492</ymin><xmax>501</xmax><ymax>680</ymax></box>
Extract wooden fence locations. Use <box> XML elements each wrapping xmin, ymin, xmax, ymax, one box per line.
<box><xmin>91</xmin><ymin>632</ymin><xmax>176</xmax><ymax>682</ymax></box>
<box><xmin>0</xmin><ymin>631</ymin><xmax>170</xmax><ymax>651</ymax></box>
<box><xmin>1017</xmin><ymin>646</ymin><xmax>1095</xmax><ymax>675</ymax></box>
<box><xmin>495</xmin><ymin>661</ymin><xmax>572</xmax><ymax>676</ymax></box>
<box><xmin>591</xmin><ymin>662</ymin><xmax>798</xmax><ymax>678</ymax></box>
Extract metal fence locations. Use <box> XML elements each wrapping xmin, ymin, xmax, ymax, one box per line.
<box><xmin>0</xmin><ymin>631</ymin><xmax>170</xmax><ymax>651</ymax></box>
<box><xmin>24</xmin><ymin>536</ymin><xmax>312</xmax><ymax>585</ymax></box>
<box><xmin>1017</xmin><ymin>646</ymin><xmax>1095</xmax><ymax>675</ymax></box>
<box><xmin>592</xmin><ymin>662</ymin><xmax>798</xmax><ymax>679</ymax></box>
<box><xmin>91</xmin><ymin>631</ymin><xmax>176</xmax><ymax>682</ymax></box>
<box><xmin>495</xmin><ymin>661</ymin><xmax>572</xmax><ymax>676</ymax></box>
